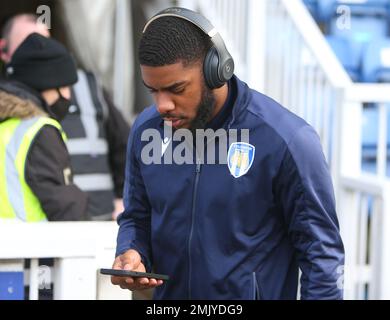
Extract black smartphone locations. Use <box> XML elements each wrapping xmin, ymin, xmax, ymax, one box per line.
<box><xmin>100</xmin><ymin>268</ymin><xmax>170</xmax><ymax>281</ymax></box>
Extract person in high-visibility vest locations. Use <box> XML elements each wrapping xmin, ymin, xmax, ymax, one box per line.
<box><xmin>0</xmin><ymin>32</ymin><xmax>89</xmax><ymax>221</ymax></box>
<box><xmin>1</xmin><ymin>13</ymin><xmax>131</xmax><ymax>221</ymax></box>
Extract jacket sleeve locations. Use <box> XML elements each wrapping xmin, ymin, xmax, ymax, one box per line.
<box><xmin>103</xmin><ymin>90</ymin><xmax>131</xmax><ymax>198</ymax></box>
<box><xmin>25</xmin><ymin>125</ymin><xmax>90</xmax><ymax>221</ymax></box>
<box><xmin>275</xmin><ymin>125</ymin><xmax>345</xmax><ymax>300</ymax></box>
<box><xmin>115</xmin><ymin>121</ymin><xmax>152</xmax><ymax>271</ymax></box>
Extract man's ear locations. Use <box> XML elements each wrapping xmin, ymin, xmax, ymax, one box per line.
<box><xmin>0</xmin><ymin>38</ymin><xmax>11</xmax><ymax>63</ymax></box>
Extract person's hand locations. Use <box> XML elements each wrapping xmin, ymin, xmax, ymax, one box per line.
<box><xmin>112</xmin><ymin>198</ymin><xmax>124</xmax><ymax>220</ymax></box>
<box><xmin>111</xmin><ymin>249</ymin><xmax>163</xmax><ymax>291</ymax></box>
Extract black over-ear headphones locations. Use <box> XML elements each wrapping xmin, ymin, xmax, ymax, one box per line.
<box><xmin>143</xmin><ymin>7</ymin><xmax>235</xmax><ymax>89</ymax></box>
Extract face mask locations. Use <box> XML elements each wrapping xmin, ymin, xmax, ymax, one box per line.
<box><xmin>50</xmin><ymin>89</ymin><xmax>72</xmax><ymax>121</ymax></box>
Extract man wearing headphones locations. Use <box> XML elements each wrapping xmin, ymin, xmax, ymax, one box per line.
<box><xmin>112</xmin><ymin>7</ymin><xmax>344</xmax><ymax>299</ymax></box>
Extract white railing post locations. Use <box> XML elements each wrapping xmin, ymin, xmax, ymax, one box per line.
<box><xmin>54</xmin><ymin>257</ymin><xmax>97</xmax><ymax>300</ymax></box>
<box><xmin>339</xmin><ymin>176</ymin><xmax>390</xmax><ymax>299</ymax></box>
<box><xmin>370</xmin><ymin>192</ymin><xmax>382</xmax><ymax>299</ymax></box>
<box><xmin>377</xmin><ymin>103</ymin><xmax>388</xmax><ymax>177</ymax></box>
<box><xmin>340</xmin><ymin>101</ymin><xmax>363</xmax><ymax>178</ymax></box>
<box><xmin>338</xmin><ymin>186</ymin><xmax>359</xmax><ymax>299</ymax></box>
<box><xmin>377</xmin><ymin>183</ymin><xmax>390</xmax><ymax>299</ymax></box>
<box><xmin>29</xmin><ymin>258</ymin><xmax>39</xmax><ymax>300</ymax></box>
<box><xmin>329</xmin><ymin>88</ymin><xmax>345</xmax><ymax>192</ymax></box>
<box><xmin>246</xmin><ymin>0</ymin><xmax>266</xmax><ymax>92</ymax></box>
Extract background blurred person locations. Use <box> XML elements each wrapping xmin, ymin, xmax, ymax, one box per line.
<box><xmin>0</xmin><ymin>14</ymin><xmax>130</xmax><ymax>220</ymax></box>
<box><xmin>0</xmin><ymin>32</ymin><xmax>89</xmax><ymax>221</ymax></box>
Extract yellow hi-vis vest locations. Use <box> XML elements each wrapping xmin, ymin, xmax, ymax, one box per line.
<box><xmin>0</xmin><ymin>116</ymin><xmax>67</xmax><ymax>222</ymax></box>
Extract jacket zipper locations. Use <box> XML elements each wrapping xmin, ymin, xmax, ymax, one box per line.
<box><xmin>252</xmin><ymin>272</ymin><xmax>261</xmax><ymax>300</ymax></box>
<box><xmin>188</xmin><ymin>158</ymin><xmax>202</xmax><ymax>299</ymax></box>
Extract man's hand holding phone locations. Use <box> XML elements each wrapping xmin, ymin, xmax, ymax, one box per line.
<box><xmin>110</xmin><ymin>249</ymin><xmax>164</xmax><ymax>291</ymax></box>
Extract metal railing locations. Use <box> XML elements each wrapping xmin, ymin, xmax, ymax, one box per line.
<box><xmin>339</xmin><ymin>175</ymin><xmax>390</xmax><ymax>299</ymax></box>
<box><xmin>338</xmin><ymin>88</ymin><xmax>390</xmax><ymax>299</ymax></box>
<box><xmin>265</xmin><ymin>0</ymin><xmax>390</xmax><ymax>300</ymax></box>
<box><xmin>0</xmin><ymin>221</ymin><xmax>131</xmax><ymax>300</ymax></box>
<box><xmin>178</xmin><ymin>0</ymin><xmax>262</xmax><ymax>88</ymax></box>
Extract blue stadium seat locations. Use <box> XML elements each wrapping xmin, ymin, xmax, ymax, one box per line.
<box><xmin>329</xmin><ymin>14</ymin><xmax>388</xmax><ymax>43</ymax></box>
<box><xmin>327</xmin><ymin>1</ymin><xmax>390</xmax><ymax>79</ymax></box>
<box><xmin>302</xmin><ymin>0</ymin><xmax>335</xmax><ymax>23</ymax></box>
<box><xmin>317</xmin><ymin>0</ymin><xmax>336</xmax><ymax>23</ymax></box>
<box><xmin>339</xmin><ymin>0</ymin><xmax>389</xmax><ymax>16</ymax></box>
<box><xmin>361</xmin><ymin>103</ymin><xmax>390</xmax><ymax>175</ymax></box>
<box><xmin>361</xmin><ymin>37</ymin><xmax>390</xmax><ymax>82</ymax></box>
<box><xmin>0</xmin><ymin>272</ymin><xmax>24</xmax><ymax>300</ymax></box>
<box><xmin>326</xmin><ymin>35</ymin><xmax>362</xmax><ymax>81</ymax></box>
<box><xmin>303</xmin><ymin>0</ymin><xmax>319</xmax><ymax>20</ymax></box>
<box><xmin>318</xmin><ymin>0</ymin><xmax>390</xmax><ymax>20</ymax></box>
<box><xmin>319</xmin><ymin>0</ymin><xmax>390</xmax><ymax>37</ymax></box>
<box><xmin>304</xmin><ymin>1</ymin><xmax>390</xmax><ymax>25</ymax></box>
<box><xmin>362</xmin><ymin>104</ymin><xmax>378</xmax><ymax>173</ymax></box>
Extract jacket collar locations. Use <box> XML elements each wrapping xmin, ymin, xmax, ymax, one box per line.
<box><xmin>227</xmin><ymin>75</ymin><xmax>251</xmax><ymax>129</ymax></box>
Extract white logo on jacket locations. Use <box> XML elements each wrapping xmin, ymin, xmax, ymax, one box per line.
<box><xmin>227</xmin><ymin>142</ymin><xmax>255</xmax><ymax>178</ymax></box>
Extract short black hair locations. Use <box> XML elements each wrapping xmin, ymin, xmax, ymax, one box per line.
<box><xmin>139</xmin><ymin>16</ymin><xmax>211</xmax><ymax>67</ymax></box>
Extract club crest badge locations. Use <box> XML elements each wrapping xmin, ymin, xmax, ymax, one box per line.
<box><xmin>227</xmin><ymin>142</ymin><xmax>255</xmax><ymax>178</ymax></box>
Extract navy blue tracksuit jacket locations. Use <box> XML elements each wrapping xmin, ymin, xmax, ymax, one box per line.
<box><xmin>116</xmin><ymin>75</ymin><xmax>345</xmax><ymax>300</ymax></box>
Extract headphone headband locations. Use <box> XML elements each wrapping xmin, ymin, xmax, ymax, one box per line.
<box><xmin>142</xmin><ymin>7</ymin><xmax>234</xmax><ymax>88</ymax></box>
<box><xmin>143</xmin><ymin>8</ymin><xmax>216</xmax><ymax>36</ymax></box>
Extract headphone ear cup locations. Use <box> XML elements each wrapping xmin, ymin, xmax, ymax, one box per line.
<box><xmin>203</xmin><ymin>47</ymin><xmax>224</xmax><ymax>89</ymax></box>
